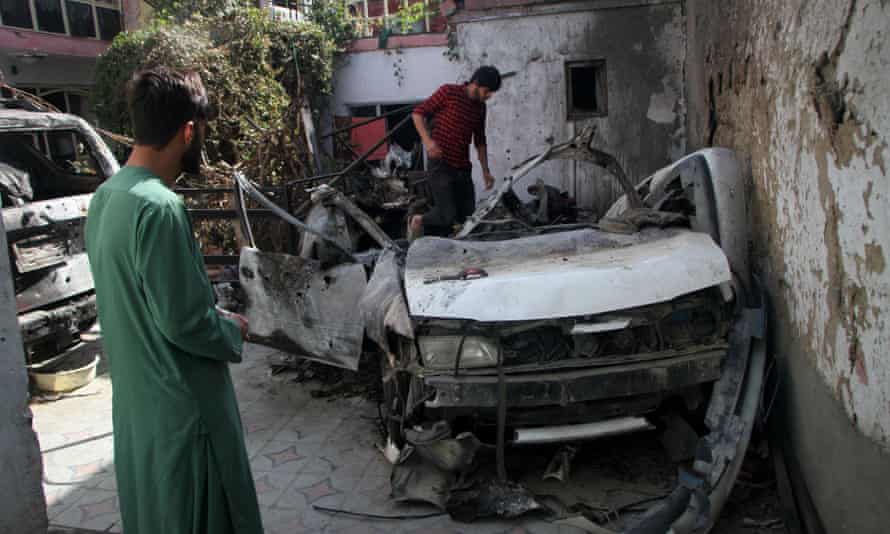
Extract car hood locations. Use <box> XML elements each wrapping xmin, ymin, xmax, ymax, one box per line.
<box><xmin>404</xmin><ymin>227</ymin><xmax>731</xmax><ymax>322</ymax></box>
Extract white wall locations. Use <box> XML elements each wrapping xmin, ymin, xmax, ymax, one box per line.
<box><xmin>331</xmin><ymin>47</ymin><xmax>463</xmax><ymax>114</ymax></box>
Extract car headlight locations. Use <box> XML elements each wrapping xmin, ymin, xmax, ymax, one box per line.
<box><xmin>418</xmin><ymin>336</ymin><xmax>499</xmax><ymax>370</ymax></box>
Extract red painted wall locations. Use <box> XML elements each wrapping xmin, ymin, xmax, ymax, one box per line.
<box><xmin>0</xmin><ymin>28</ymin><xmax>110</xmax><ymax>58</ymax></box>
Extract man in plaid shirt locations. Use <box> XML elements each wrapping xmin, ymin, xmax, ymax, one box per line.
<box><xmin>409</xmin><ymin>66</ymin><xmax>501</xmax><ymax>238</ymax></box>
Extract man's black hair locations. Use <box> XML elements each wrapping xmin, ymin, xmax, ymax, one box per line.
<box><xmin>127</xmin><ymin>67</ymin><xmax>211</xmax><ymax>148</ymax></box>
<box><xmin>470</xmin><ymin>66</ymin><xmax>502</xmax><ymax>92</ymax></box>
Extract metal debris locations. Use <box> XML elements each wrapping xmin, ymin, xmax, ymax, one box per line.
<box><xmin>446</xmin><ymin>478</ymin><xmax>548</xmax><ymax>522</ymax></box>
<box><xmin>544</xmin><ymin>445</ymin><xmax>578</xmax><ymax>482</ymax></box>
<box><xmin>390</xmin><ymin>421</ymin><xmax>482</xmax><ymax>510</ymax></box>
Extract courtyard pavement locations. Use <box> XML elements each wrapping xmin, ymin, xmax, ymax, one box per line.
<box><xmin>33</xmin><ymin>343</ymin><xmax>586</xmax><ymax>533</ymax></box>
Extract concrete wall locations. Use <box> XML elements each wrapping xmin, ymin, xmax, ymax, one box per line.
<box><xmin>685</xmin><ymin>1</ymin><xmax>890</xmax><ymax>532</ymax></box>
<box><xmin>452</xmin><ymin>0</ymin><xmax>686</xmax><ymax>214</ymax></box>
<box><xmin>0</xmin><ymin>218</ymin><xmax>47</xmax><ymax>534</ymax></box>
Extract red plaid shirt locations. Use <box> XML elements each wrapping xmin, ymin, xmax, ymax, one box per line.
<box><xmin>414</xmin><ymin>84</ymin><xmax>487</xmax><ymax>170</ymax></box>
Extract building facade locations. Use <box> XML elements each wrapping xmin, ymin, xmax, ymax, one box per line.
<box><xmin>0</xmin><ymin>0</ymin><xmax>146</xmax><ymax>118</ymax></box>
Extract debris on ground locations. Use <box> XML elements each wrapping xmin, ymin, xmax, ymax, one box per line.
<box><xmin>390</xmin><ymin>421</ymin><xmax>482</xmax><ymax>510</ymax></box>
<box><xmin>553</xmin><ymin>515</ymin><xmax>619</xmax><ymax>534</ymax></box>
<box><xmin>446</xmin><ymin>478</ymin><xmax>549</xmax><ymax>522</ymax></box>
<box><xmin>659</xmin><ymin>411</ymin><xmax>701</xmax><ymax>462</ymax></box>
<box><xmin>742</xmin><ymin>517</ymin><xmax>784</xmax><ymax>529</ymax></box>
<box><xmin>266</xmin><ymin>352</ymin><xmax>381</xmax><ymax>401</ymax></box>
<box><xmin>543</xmin><ymin>445</ymin><xmax>578</xmax><ymax>482</ymax></box>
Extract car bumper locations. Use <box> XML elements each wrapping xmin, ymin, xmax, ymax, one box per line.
<box><xmin>422</xmin><ymin>348</ymin><xmax>725</xmax><ymax>409</ymax></box>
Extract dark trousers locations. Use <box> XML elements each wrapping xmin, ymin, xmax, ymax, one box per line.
<box><xmin>421</xmin><ymin>159</ymin><xmax>475</xmax><ymax>236</ymax></box>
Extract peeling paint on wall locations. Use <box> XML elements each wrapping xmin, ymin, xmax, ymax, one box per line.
<box><xmin>689</xmin><ymin>0</ymin><xmax>890</xmax><ymax>448</ymax></box>
<box><xmin>686</xmin><ymin>0</ymin><xmax>890</xmax><ymax>530</ymax></box>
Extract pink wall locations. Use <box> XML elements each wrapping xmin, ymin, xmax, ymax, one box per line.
<box><xmin>348</xmin><ymin>33</ymin><xmax>448</xmax><ymax>52</ymax></box>
<box><xmin>0</xmin><ymin>28</ymin><xmax>110</xmax><ymax>58</ymax></box>
<box><xmin>1</xmin><ymin>0</ymin><xmax>142</xmax><ymax>59</ymax></box>
<box><xmin>462</xmin><ymin>0</ymin><xmax>542</xmax><ymax>9</ymax></box>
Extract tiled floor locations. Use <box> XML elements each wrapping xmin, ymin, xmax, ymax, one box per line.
<box><xmin>32</xmin><ymin>344</ymin><xmax>585</xmax><ymax>533</ymax></box>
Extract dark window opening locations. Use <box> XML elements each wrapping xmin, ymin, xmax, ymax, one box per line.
<box><xmin>1</xmin><ymin>0</ymin><xmax>34</xmax><ymax>29</ymax></box>
<box><xmin>65</xmin><ymin>0</ymin><xmax>95</xmax><ymax>37</ymax></box>
<box><xmin>382</xmin><ymin>103</ymin><xmax>421</xmax><ymax>157</ymax></box>
<box><xmin>96</xmin><ymin>6</ymin><xmax>121</xmax><ymax>40</ymax></box>
<box><xmin>43</xmin><ymin>91</ymin><xmax>68</xmax><ymax>113</ymax></box>
<box><xmin>349</xmin><ymin>105</ymin><xmax>377</xmax><ymax>118</ymax></box>
<box><xmin>345</xmin><ymin>103</ymin><xmax>424</xmax><ymax>169</ymax></box>
<box><xmin>67</xmin><ymin>93</ymin><xmax>85</xmax><ymax>116</ymax></box>
<box><xmin>35</xmin><ymin>0</ymin><xmax>65</xmax><ymax>33</ymax></box>
<box><xmin>566</xmin><ymin>59</ymin><xmax>608</xmax><ymax>120</ymax></box>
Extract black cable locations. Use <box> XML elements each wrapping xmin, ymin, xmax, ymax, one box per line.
<box><xmin>312</xmin><ymin>504</ymin><xmax>446</xmax><ymax>520</ymax></box>
<box><xmin>452</xmin><ymin>333</ymin><xmax>466</xmax><ymax>377</ymax></box>
<box><xmin>41</xmin><ymin>431</ymin><xmax>113</xmax><ymax>454</ymax></box>
<box><xmin>496</xmin><ymin>344</ymin><xmax>507</xmax><ymax>481</ymax></box>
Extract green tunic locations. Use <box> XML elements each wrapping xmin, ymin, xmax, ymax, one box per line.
<box><xmin>85</xmin><ymin>166</ymin><xmax>263</xmax><ymax>534</ymax></box>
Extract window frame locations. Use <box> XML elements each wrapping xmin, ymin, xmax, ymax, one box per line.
<box><xmin>565</xmin><ymin>58</ymin><xmax>609</xmax><ymax>121</ymax></box>
<box><xmin>0</xmin><ymin>0</ymin><xmax>122</xmax><ymax>41</ymax></box>
<box><xmin>345</xmin><ymin>100</ymin><xmax>426</xmax><ymax>168</ymax></box>
<box><xmin>19</xmin><ymin>87</ymin><xmax>89</xmax><ymax>114</ymax></box>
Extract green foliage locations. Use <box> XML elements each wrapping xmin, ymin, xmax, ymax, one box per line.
<box><xmin>93</xmin><ymin>3</ymin><xmax>357</xmax><ymax>253</ymax></box>
<box><xmin>93</xmin><ymin>6</ymin><xmax>350</xmax><ymax>179</ymax></box>
<box><xmin>147</xmin><ymin>0</ymin><xmax>252</xmax><ymax>22</ymax></box>
<box><xmin>391</xmin><ymin>1</ymin><xmax>433</xmax><ymax>35</ymax></box>
<box><xmin>306</xmin><ymin>0</ymin><xmax>357</xmax><ymax>53</ymax></box>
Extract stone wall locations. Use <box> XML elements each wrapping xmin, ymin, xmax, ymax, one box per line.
<box><xmin>685</xmin><ymin>1</ymin><xmax>890</xmax><ymax>531</ymax></box>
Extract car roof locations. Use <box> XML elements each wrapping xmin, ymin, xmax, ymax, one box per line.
<box><xmin>0</xmin><ymin>107</ymin><xmax>92</xmax><ymax>132</ymax></box>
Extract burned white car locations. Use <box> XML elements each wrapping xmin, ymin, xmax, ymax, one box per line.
<box><xmin>1</xmin><ymin>101</ymin><xmax>118</xmax><ymax>374</ymax></box>
<box><xmin>236</xmin><ymin>127</ymin><xmax>766</xmax><ymax>532</ymax></box>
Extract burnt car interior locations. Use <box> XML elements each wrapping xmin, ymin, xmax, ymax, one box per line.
<box><xmin>0</xmin><ymin>131</ymin><xmax>104</xmax><ymax>205</ymax></box>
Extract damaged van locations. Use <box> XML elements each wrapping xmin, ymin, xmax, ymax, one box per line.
<box><xmin>0</xmin><ymin>100</ymin><xmax>118</xmax><ymax>371</ymax></box>
<box><xmin>236</xmin><ymin>126</ymin><xmax>767</xmax><ymax>532</ymax></box>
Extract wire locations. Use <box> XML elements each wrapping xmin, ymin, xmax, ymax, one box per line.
<box><xmin>312</xmin><ymin>504</ymin><xmax>446</xmax><ymax>520</ymax></box>
<box><xmin>41</xmin><ymin>431</ymin><xmax>114</xmax><ymax>454</ymax></box>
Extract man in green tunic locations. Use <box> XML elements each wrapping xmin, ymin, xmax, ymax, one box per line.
<box><xmin>85</xmin><ymin>68</ymin><xmax>263</xmax><ymax>534</ymax></box>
